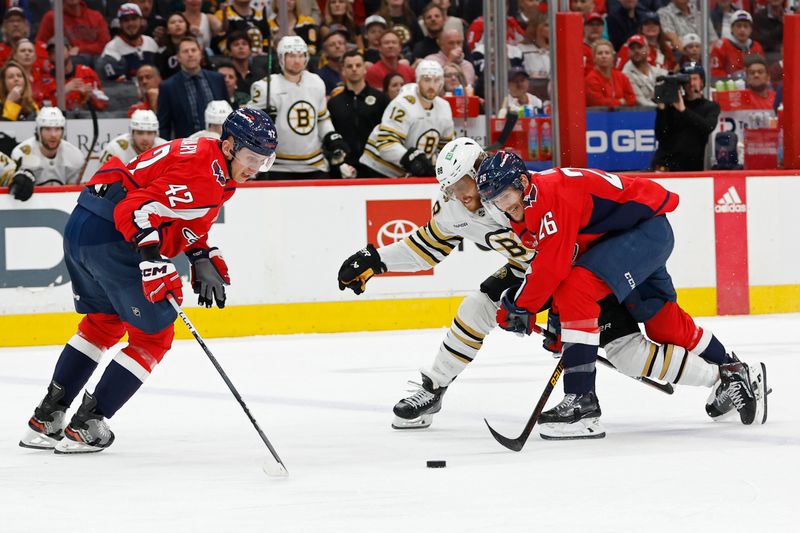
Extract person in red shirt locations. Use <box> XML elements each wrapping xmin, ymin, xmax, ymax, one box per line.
<box><xmin>39</xmin><ymin>38</ymin><xmax>109</xmax><ymax>111</ymax></box>
<box><xmin>365</xmin><ymin>29</ymin><xmax>415</xmax><ymax>91</ymax></box>
<box><xmin>582</xmin><ymin>12</ymin><xmax>605</xmax><ymax>75</ymax></box>
<box><xmin>466</xmin><ymin>15</ymin><xmax>525</xmax><ymax>51</ymax></box>
<box><xmin>0</xmin><ymin>7</ymin><xmax>49</xmax><ymax>65</ymax></box>
<box><xmin>19</xmin><ymin>108</ymin><xmax>278</xmax><ymax>454</ymax></box>
<box><xmin>475</xmin><ymin>153</ymin><xmax>768</xmax><ymax>438</ymax></box>
<box><xmin>711</xmin><ymin>10</ymin><xmax>765</xmax><ymax>78</ymax></box>
<box><xmin>744</xmin><ymin>55</ymin><xmax>776</xmax><ymax>109</ymax></box>
<box><xmin>585</xmin><ymin>40</ymin><xmax>636</xmax><ymax>107</ymax></box>
<box><xmin>36</xmin><ymin>0</ymin><xmax>110</xmax><ymax>67</ymax></box>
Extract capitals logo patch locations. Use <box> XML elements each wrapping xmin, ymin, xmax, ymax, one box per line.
<box><xmin>211</xmin><ymin>160</ymin><xmax>226</xmax><ymax>186</ymax></box>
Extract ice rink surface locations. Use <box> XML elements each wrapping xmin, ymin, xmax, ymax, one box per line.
<box><xmin>1</xmin><ymin>313</ymin><xmax>797</xmax><ymax>532</ymax></box>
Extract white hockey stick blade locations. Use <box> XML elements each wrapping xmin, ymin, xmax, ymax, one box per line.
<box><xmin>263</xmin><ymin>461</ymin><xmax>289</xmax><ymax>477</ymax></box>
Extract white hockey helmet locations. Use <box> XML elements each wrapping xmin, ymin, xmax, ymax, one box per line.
<box><xmin>277</xmin><ymin>35</ymin><xmax>309</xmax><ymax>71</ymax></box>
<box><xmin>36</xmin><ymin>106</ymin><xmax>66</xmax><ymax>130</ymax></box>
<box><xmin>204</xmin><ymin>100</ymin><xmax>233</xmax><ymax>127</ymax></box>
<box><xmin>436</xmin><ymin>137</ymin><xmax>486</xmax><ymax>197</ymax></box>
<box><xmin>415</xmin><ymin>60</ymin><xmax>444</xmax><ymax>102</ymax></box>
<box><xmin>129</xmin><ymin>109</ymin><xmax>159</xmax><ymax>132</ymax></box>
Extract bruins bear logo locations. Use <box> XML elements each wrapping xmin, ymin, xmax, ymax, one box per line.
<box><xmin>287</xmin><ymin>100</ymin><xmax>316</xmax><ymax>136</ymax></box>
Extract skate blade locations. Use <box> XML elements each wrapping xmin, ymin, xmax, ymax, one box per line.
<box><xmin>391</xmin><ymin>414</ymin><xmax>432</xmax><ymax>430</ymax></box>
<box><xmin>709</xmin><ymin>408</ymin><xmax>739</xmax><ymax>422</ymax></box>
<box><xmin>754</xmin><ymin>362</ymin><xmax>768</xmax><ymax>425</ymax></box>
<box><xmin>539</xmin><ymin>417</ymin><xmax>606</xmax><ymax>441</ymax></box>
<box><xmin>54</xmin><ymin>438</ymin><xmax>108</xmax><ymax>454</ymax></box>
<box><xmin>19</xmin><ymin>429</ymin><xmax>61</xmax><ymax>450</ymax></box>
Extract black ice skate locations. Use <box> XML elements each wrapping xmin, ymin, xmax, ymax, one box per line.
<box><xmin>718</xmin><ymin>359</ymin><xmax>768</xmax><ymax>425</ymax></box>
<box><xmin>706</xmin><ymin>354</ymin><xmax>740</xmax><ymax>421</ymax></box>
<box><xmin>538</xmin><ymin>391</ymin><xmax>606</xmax><ymax>440</ymax></box>
<box><xmin>20</xmin><ymin>381</ymin><xmax>68</xmax><ymax>450</ymax></box>
<box><xmin>392</xmin><ymin>374</ymin><xmax>447</xmax><ymax>429</ymax></box>
<box><xmin>55</xmin><ymin>392</ymin><xmax>115</xmax><ymax>454</ymax></box>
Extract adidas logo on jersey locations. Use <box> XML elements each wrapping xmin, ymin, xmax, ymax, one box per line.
<box><xmin>715</xmin><ymin>186</ymin><xmax>747</xmax><ymax>213</ymax></box>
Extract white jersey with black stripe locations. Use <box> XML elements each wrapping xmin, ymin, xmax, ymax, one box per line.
<box><xmin>247</xmin><ymin>71</ymin><xmax>334</xmax><ymax>174</ymax></box>
<box><xmin>378</xmin><ymin>193</ymin><xmax>535</xmax><ymax>276</ymax></box>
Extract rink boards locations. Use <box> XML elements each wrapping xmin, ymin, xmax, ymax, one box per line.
<box><xmin>1</xmin><ymin>172</ymin><xmax>798</xmax><ymax>346</ymax></box>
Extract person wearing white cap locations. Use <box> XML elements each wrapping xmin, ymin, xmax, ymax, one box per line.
<box><xmin>710</xmin><ymin>10</ymin><xmax>765</xmax><ymax>77</ymax></box>
<box><xmin>362</xmin><ymin>15</ymin><xmax>388</xmax><ymax>65</ymax></box>
<box><xmin>99</xmin><ymin>109</ymin><xmax>167</xmax><ymax>165</ymax></box>
<box><xmin>189</xmin><ymin>100</ymin><xmax>234</xmax><ymax>139</ymax></box>
<box><xmin>98</xmin><ymin>3</ymin><xmax>159</xmax><ymax>81</ymax></box>
<box><xmin>679</xmin><ymin>33</ymin><xmax>702</xmax><ymax>66</ymax></box>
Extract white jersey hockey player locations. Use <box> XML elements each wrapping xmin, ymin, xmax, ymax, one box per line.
<box><xmin>8</xmin><ymin>107</ymin><xmax>84</xmax><ymax>201</ymax></box>
<box><xmin>0</xmin><ymin>151</ymin><xmax>15</xmax><ymax>185</ymax></box>
<box><xmin>359</xmin><ymin>60</ymin><xmax>455</xmax><ymax>178</ymax></box>
<box><xmin>188</xmin><ymin>100</ymin><xmax>233</xmax><ymax>140</ymax></box>
<box><xmin>339</xmin><ymin>137</ymin><xmax>740</xmax><ymax>431</ymax></box>
<box><xmin>98</xmin><ymin>109</ymin><xmax>167</xmax><ymax>165</ymax></box>
<box><xmin>247</xmin><ymin>36</ymin><xmax>349</xmax><ymax>179</ymax></box>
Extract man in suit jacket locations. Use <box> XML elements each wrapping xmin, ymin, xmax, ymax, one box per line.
<box><xmin>157</xmin><ymin>36</ymin><xmax>227</xmax><ymax>139</ymax></box>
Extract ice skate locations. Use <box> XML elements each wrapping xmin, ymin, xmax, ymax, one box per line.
<box><xmin>539</xmin><ymin>391</ymin><xmax>606</xmax><ymax>440</ymax></box>
<box><xmin>392</xmin><ymin>374</ymin><xmax>447</xmax><ymax>429</ymax></box>
<box><xmin>55</xmin><ymin>392</ymin><xmax>115</xmax><ymax>454</ymax></box>
<box><xmin>20</xmin><ymin>381</ymin><xmax>68</xmax><ymax>450</ymax></box>
<box><xmin>718</xmin><ymin>359</ymin><xmax>768</xmax><ymax>425</ymax></box>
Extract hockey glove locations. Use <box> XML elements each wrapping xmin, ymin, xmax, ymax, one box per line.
<box><xmin>542</xmin><ymin>312</ymin><xmax>562</xmax><ymax>354</ymax></box>
<box><xmin>187</xmin><ymin>247</ymin><xmax>230</xmax><ymax>308</ymax></box>
<box><xmin>338</xmin><ymin>243</ymin><xmax>387</xmax><ymax>295</ymax></box>
<box><xmin>266</xmin><ymin>105</ymin><xmax>278</xmax><ymax>123</ymax></box>
<box><xmin>496</xmin><ymin>288</ymin><xmax>535</xmax><ymax>335</ymax></box>
<box><xmin>322</xmin><ymin>132</ymin><xmax>350</xmax><ymax>166</ymax></box>
<box><xmin>139</xmin><ymin>259</ymin><xmax>183</xmax><ymax>304</ymax></box>
<box><xmin>400</xmin><ymin>148</ymin><xmax>435</xmax><ymax>177</ymax></box>
<box><xmin>9</xmin><ymin>169</ymin><xmax>35</xmax><ymax>201</ymax></box>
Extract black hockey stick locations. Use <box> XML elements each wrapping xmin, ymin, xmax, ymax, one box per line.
<box><xmin>78</xmin><ymin>101</ymin><xmax>99</xmax><ymax>182</ymax></box>
<box><xmin>483</xmin><ymin>112</ymin><xmax>518</xmax><ymax>152</ymax></box>
<box><xmin>484</xmin><ymin>356</ymin><xmax>564</xmax><ymax>452</ymax></box>
<box><xmin>166</xmin><ymin>294</ymin><xmax>288</xmax><ymax>477</ymax></box>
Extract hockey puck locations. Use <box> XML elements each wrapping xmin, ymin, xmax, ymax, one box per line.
<box><xmin>426</xmin><ymin>460</ymin><xmax>446</xmax><ymax>468</ymax></box>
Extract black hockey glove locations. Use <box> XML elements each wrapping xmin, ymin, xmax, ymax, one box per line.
<box><xmin>322</xmin><ymin>132</ymin><xmax>350</xmax><ymax>166</ymax></box>
<box><xmin>9</xmin><ymin>169</ymin><xmax>35</xmax><ymax>201</ymax></box>
<box><xmin>479</xmin><ymin>265</ymin><xmax>523</xmax><ymax>302</ymax></box>
<box><xmin>496</xmin><ymin>288</ymin><xmax>536</xmax><ymax>335</ymax></box>
<box><xmin>400</xmin><ymin>148</ymin><xmax>435</xmax><ymax>177</ymax></box>
<box><xmin>187</xmin><ymin>247</ymin><xmax>230</xmax><ymax>308</ymax></box>
<box><xmin>338</xmin><ymin>243</ymin><xmax>387</xmax><ymax>295</ymax></box>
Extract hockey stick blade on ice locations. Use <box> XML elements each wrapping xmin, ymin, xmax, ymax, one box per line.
<box><xmin>483</xmin><ymin>113</ymin><xmax>518</xmax><ymax>152</ymax></box>
<box><xmin>167</xmin><ymin>294</ymin><xmax>288</xmax><ymax>477</ymax></box>
<box><xmin>484</xmin><ymin>357</ymin><xmax>565</xmax><ymax>452</ymax></box>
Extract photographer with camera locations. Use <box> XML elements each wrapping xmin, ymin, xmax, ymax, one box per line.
<box><xmin>651</xmin><ymin>62</ymin><xmax>720</xmax><ymax>172</ymax></box>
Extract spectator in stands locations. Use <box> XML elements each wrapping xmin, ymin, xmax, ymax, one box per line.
<box><xmin>134</xmin><ymin>0</ymin><xmax>165</xmax><ymax>40</ymax></box>
<box><xmin>156</xmin><ymin>36</ymin><xmax>227</xmax><ymax>139</ymax></box>
<box><xmin>497</xmin><ymin>66</ymin><xmax>544</xmax><ymax>119</ymax></box>
<box><xmin>657</xmin><ymin>0</ymin><xmax>717</xmax><ymax>51</ymax></box>
<box><xmin>366</xmin><ymin>29</ymin><xmax>416</xmax><ymax>89</ymax></box>
<box><xmin>651</xmin><ymin>62</ymin><xmax>719</xmax><ymax>171</ymax></box>
<box><xmin>383</xmin><ymin>71</ymin><xmax>406</xmax><ymax>100</ymax></box>
<box><xmin>621</xmin><ymin>34</ymin><xmax>664</xmax><ymax>106</ymax></box>
<box><xmin>710</xmin><ymin>0</ymin><xmax>737</xmax><ymax>41</ymax></box>
<box><xmin>607</xmin><ymin>0</ymin><xmax>649</xmax><ymax>51</ymax></box>
<box><xmin>36</xmin><ymin>0</ymin><xmax>111</xmax><ymax>67</ymax></box>
<box><xmin>0</xmin><ymin>7</ymin><xmax>48</xmax><ymax>65</ymax></box>
<box><xmin>412</xmin><ymin>3</ymin><xmax>446</xmax><ymax>60</ymax></box>
<box><xmin>0</xmin><ymin>61</ymin><xmax>38</xmax><ymax>120</ymax></box>
<box><xmin>583</xmin><ymin>12</ymin><xmax>605</xmax><ymax>75</ymax></box>
<box><xmin>156</xmin><ymin>12</ymin><xmax>194</xmax><ymax>80</ymax></box>
<box><xmin>317</xmin><ymin>29</ymin><xmax>347</xmax><ymax>95</ymax></box>
<box><xmin>515</xmin><ymin>0</ymin><xmax>543</xmax><ymax>29</ymax></box>
<box><xmin>466</xmin><ymin>10</ymin><xmax>525</xmax><ymax>52</ymax></box>
<box><xmin>363</xmin><ymin>15</ymin><xmax>388</xmax><ymax>64</ymax></box>
<box><xmin>711</xmin><ymin>10</ymin><xmax>764</xmax><ymax>78</ymax></box>
<box><xmin>442</xmin><ymin>62</ymin><xmax>471</xmax><ymax>95</ymax></box>
<box><xmin>269</xmin><ymin>0</ymin><xmax>319</xmax><ymax>57</ymax></box>
<box><xmin>215</xmin><ymin>0</ymin><xmax>271</xmax><ymax>54</ymax></box>
<box><xmin>617</xmin><ymin>11</ymin><xmax>676</xmax><ymax>71</ymax></box>
<box><xmin>182</xmin><ymin>0</ymin><xmax>222</xmax><ymax>52</ymax></box>
<box><xmin>376</xmin><ymin>0</ymin><xmax>425</xmax><ymax>58</ymax></box>
<box><xmin>585</xmin><ymin>39</ymin><xmax>636</xmax><ymax>108</ymax></box>
<box><xmin>424</xmin><ymin>28</ymin><xmax>475</xmax><ymax>86</ymax></box>
<box><xmin>11</xmin><ymin>39</ymin><xmax>46</xmax><ymax>105</ymax></box>
<box><xmin>752</xmin><ymin>0</ymin><xmax>785</xmax><ymax>58</ymax></box>
<box><xmin>321</xmin><ymin>0</ymin><xmax>363</xmax><ymax>49</ymax></box>
<box><xmin>519</xmin><ymin>12</ymin><xmax>549</xmax><ymax>100</ymax></box>
<box><xmin>571</xmin><ymin>0</ymin><xmax>599</xmax><ymax>17</ymax></box>
<box><xmin>41</xmin><ymin>37</ymin><xmax>109</xmax><ymax>111</ymax></box>
<box><xmin>214</xmin><ymin>60</ymin><xmax>250</xmax><ymax>108</ymax></box>
<box><xmin>127</xmin><ymin>63</ymin><xmax>161</xmax><ymax>115</ymax></box>
<box><xmin>438</xmin><ymin>0</ymin><xmax>468</xmax><ymax>34</ymax></box>
<box><xmin>744</xmin><ymin>55</ymin><xmax>776</xmax><ymax>109</ymax></box>
<box><xmin>328</xmin><ymin>50</ymin><xmax>389</xmax><ymax>177</ymax></box>
<box><xmin>226</xmin><ymin>30</ymin><xmax>257</xmax><ymax>94</ymax></box>
<box><xmin>99</xmin><ymin>4</ymin><xmax>159</xmax><ymax>81</ymax></box>
<box><xmin>679</xmin><ymin>32</ymin><xmax>702</xmax><ymax>67</ymax></box>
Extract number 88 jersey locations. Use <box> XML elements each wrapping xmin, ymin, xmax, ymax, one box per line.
<box><xmin>87</xmin><ymin>137</ymin><xmax>236</xmax><ymax>259</ymax></box>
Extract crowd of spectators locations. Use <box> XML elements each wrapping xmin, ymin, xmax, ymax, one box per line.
<box><xmin>0</xmin><ymin>0</ymin><xmax>793</xmax><ymax>175</ymax></box>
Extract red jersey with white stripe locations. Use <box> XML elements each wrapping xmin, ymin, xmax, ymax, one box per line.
<box><xmin>88</xmin><ymin>137</ymin><xmax>236</xmax><ymax>258</ymax></box>
<box><xmin>509</xmin><ymin>167</ymin><xmax>679</xmax><ymax>314</ymax></box>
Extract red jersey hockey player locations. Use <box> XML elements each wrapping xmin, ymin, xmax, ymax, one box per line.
<box><xmin>20</xmin><ymin>108</ymin><xmax>277</xmax><ymax>454</ymax></box>
<box><xmin>476</xmin><ymin>152</ymin><xmax>767</xmax><ymax>439</ymax></box>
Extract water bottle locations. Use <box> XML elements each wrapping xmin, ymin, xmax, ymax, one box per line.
<box><xmin>453</xmin><ymin>85</ymin><xmax>464</xmax><ymax>97</ymax></box>
<box><xmin>734</xmin><ymin>79</ymin><xmax>746</xmax><ymax>90</ymax></box>
<box><xmin>715</xmin><ymin>80</ymin><xmax>726</xmax><ymax>92</ymax></box>
<box><xmin>528</xmin><ymin>117</ymin><xmax>539</xmax><ymax>160</ymax></box>
<box><xmin>726</xmin><ymin>79</ymin><xmax>736</xmax><ymax>91</ymax></box>
<box><xmin>539</xmin><ymin>119</ymin><xmax>552</xmax><ymax>161</ymax></box>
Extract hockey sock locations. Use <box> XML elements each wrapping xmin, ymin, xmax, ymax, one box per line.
<box><xmin>695</xmin><ymin>334</ymin><xmax>730</xmax><ymax>365</ymax></box>
<box><xmin>561</xmin><ymin>343</ymin><xmax>598</xmax><ymax>395</ymax></box>
<box><xmin>52</xmin><ymin>334</ymin><xmax>106</xmax><ymax>407</ymax></box>
<box><xmin>92</xmin><ymin>358</ymin><xmax>145</xmax><ymax>418</ymax></box>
